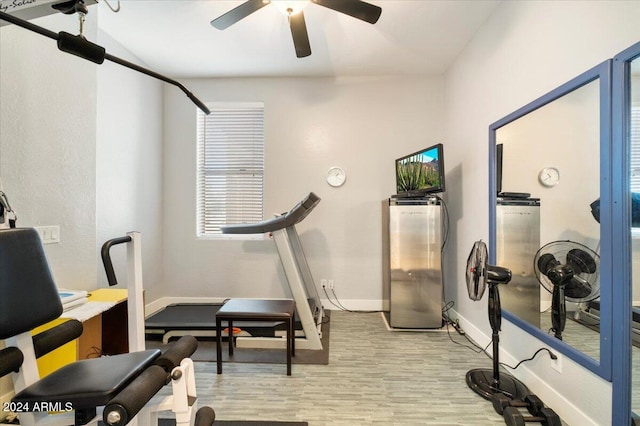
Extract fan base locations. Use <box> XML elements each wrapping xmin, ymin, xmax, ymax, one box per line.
<box><xmin>466</xmin><ymin>368</ymin><xmax>530</xmax><ymax>401</ymax></box>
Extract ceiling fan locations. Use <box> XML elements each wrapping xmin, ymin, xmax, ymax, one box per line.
<box><xmin>210</xmin><ymin>0</ymin><xmax>382</xmax><ymax>58</ymax></box>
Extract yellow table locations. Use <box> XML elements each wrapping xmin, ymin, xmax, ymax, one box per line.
<box><xmin>35</xmin><ymin>288</ymin><xmax>128</xmax><ymax>377</ymax></box>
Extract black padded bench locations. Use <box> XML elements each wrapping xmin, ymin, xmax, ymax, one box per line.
<box><xmin>216</xmin><ymin>299</ymin><xmax>296</xmax><ymax>376</ymax></box>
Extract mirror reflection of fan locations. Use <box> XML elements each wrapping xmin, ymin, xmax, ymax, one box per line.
<box><xmin>210</xmin><ymin>0</ymin><xmax>382</xmax><ymax>58</ymax></box>
<box><xmin>465</xmin><ymin>240</ymin><xmax>530</xmax><ymax>401</ymax></box>
<box><xmin>534</xmin><ymin>240</ymin><xmax>600</xmax><ymax>341</ymax></box>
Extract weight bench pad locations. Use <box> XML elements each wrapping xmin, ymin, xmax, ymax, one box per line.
<box><xmin>216</xmin><ymin>299</ymin><xmax>296</xmax><ymax>376</ymax></box>
<box><xmin>13</xmin><ymin>349</ymin><xmax>161</xmax><ymax>409</ymax></box>
<box><xmin>216</xmin><ymin>299</ymin><xmax>296</xmax><ymax>319</ymax></box>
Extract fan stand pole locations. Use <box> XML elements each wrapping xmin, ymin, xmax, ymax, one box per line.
<box><xmin>466</xmin><ymin>281</ymin><xmax>530</xmax><ymax>401</ymax></box>
<box><xmin>551</xmin><ymin>283</ymin><xmax>566</xmax><ymax>340</ymax></box>
<box><xmin>488</xmin><ymin>283</ymin><xmax>502</xmax><ymax>388</ymax></box>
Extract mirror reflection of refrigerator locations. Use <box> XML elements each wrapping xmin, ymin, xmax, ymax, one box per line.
<box><xmin>382</xmin><ymin>198</ymin><xmax>443</xmax><ymax>329</ymax></box>
<box><xmin>496</xmin><ymin>198</ymin><xmax>541</xmax><ymax>327</ymax></box>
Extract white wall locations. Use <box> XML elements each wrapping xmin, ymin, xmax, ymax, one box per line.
<box><xmin>444</xmin><ymin>1</ymin><xmax>640</xmax><ymax>425</ymax></box>
<box><xmin>161</xmin><ymin>76</ymin><xmax>444</xmax><ymax>307</ymax></box>
<box><xmin>0</xmin><ymin>12</ymin><xmax>98</xmax><ymax>289</ymax></box>
<box><xmin>0</xmin><ymin>10</ymin><xmax>98</xmax><ymax>406</ymax></box>
<box><xmin>0</xmin><ymin>8</ymin><xmax>165</xmax><ymax>404</ymax></box>
<box><xmin>0</xmin><ymin>8</ymin><xmax>165</xmax><ymax>295</ymax></box>
<box><xmin>96</xmin><ymin>29</ymin><xmax>164</xmax><ymax>301</ymax></box>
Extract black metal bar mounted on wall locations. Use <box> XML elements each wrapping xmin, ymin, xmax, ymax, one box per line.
<box><xmin>0</xmin><ymin>9</ymin><xmax>210</xmax><ymax>115</ymax></box>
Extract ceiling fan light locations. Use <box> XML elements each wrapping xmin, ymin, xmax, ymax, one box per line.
<box><xmin>272</xmin><ymin>0</ymin><xmax>309</xmax><ymax>16</ymax></box>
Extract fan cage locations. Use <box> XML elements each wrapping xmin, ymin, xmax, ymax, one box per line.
<box><xmin>466</xmin><ymin>240</ymin><xmax>488</xmax><ymax>301</ymax></box>
<box><xmin>533</xmin><ymin>240</ymin><xmax>601</xmax><ymax>302</ymax></box>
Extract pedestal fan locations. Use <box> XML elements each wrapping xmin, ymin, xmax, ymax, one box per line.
<box><xmin>534</xmin><ymin>240</ymin><xmax>600</xmax><ymax>340</ymax></box>
<box><xmin>465</xmin><ymin>240</ymin><xmax>529</xmax><ymax>401</ymax></box>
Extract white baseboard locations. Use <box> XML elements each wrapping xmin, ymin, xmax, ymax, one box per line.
<box><xmin>454</xmin><ymin>310</ymin><xmax>603</xmax><ymax>426</ymax></box>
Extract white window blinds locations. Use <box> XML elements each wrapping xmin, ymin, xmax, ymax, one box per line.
<box><xmin>197</xmin><ymin>103</ymin><xmax>265</xmax><ymax>238</ymax></box>
<box><xmin>630</xmin><ymin>105</ymin><xmax>640</xmax><ymax>192</ymax></box>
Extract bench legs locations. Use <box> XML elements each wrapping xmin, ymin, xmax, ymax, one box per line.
<box><xmin>216</xmin><ymin>315</ymin><xmax>295</xmax><ymax>376</ymax></box>
<box><xmin>287</xmin><ymin>312</ymin><xmax>295</xmax><ymax>375</ymax></box>
<box><xmin>216</xmin><ymin>317</ymin><xmax>223</xmax><ymax>374</ymax></box>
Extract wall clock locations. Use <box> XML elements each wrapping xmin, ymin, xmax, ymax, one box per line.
<box><xmin>538</xmin><ymin>167</ymin><xmax>560</xmax><ymax>187</ymax></box>
<box><xmin>327</xmin><ymin>167</ymin><xmax>346</xmax><ymax>187</ymax></box>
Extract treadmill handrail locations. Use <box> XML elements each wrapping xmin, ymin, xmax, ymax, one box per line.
<box><xmin>221</xmin><ymin>192</ymin><xmax>320</xmax><ymax>234</ymax></box>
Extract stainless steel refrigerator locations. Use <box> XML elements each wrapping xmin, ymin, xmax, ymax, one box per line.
<box><xmin>382</xmin><ymin>198</ymin><xmax>443</xmax><ymax>328</ymax></box>
<box><xmin>496</xmin><ymin>198</ymin><xmax>541</xmax><ymax>327</ymax></box>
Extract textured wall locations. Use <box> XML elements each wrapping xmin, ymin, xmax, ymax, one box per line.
<box><xmin>444</xmin><ymin>1</ymin><xmax>640</xmax><ymax>425</ymax></box>
<box><xmin>0</xmin><ymin>12</ymin><xmax>98</xmax><ymax>289</ymax></box>
<box><xmin>95</xmin><ymin>28</ymin><xmax>164</xmax><ymax>300</ymax></box>
<box><xmin>161</xmin><ymin>76</ymin><xmax>444</xmax><ymax>307</ymax></box>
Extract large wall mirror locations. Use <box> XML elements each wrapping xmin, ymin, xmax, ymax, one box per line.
<box><xmin>631</xmin><ymin>44</ymin><xmax>640</xmax><ymax>426</ymax></box>
<box><xmin>610</xmin><ymin>40</ymin><xmax>640</xmax><ymax>426</ymax></box>
<box><xmin>631</xmin><ymin>48</ymin><xmax>640</xmax><ymax>425</ymax></box>
<box><xmin>489</xmin><ymin>61</ymin><xmax>612</xmax><ymax>378</ymax></box>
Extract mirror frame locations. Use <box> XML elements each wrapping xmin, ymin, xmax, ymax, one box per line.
<box><xmin>488</xmin><ymin>60</ymin><xmax>612</xmax><ymax>379</ymax></box>
<box><xmin>611</xmin><ymin>40</ymin><xmax>640</xmax><ymax>426</ymax></box>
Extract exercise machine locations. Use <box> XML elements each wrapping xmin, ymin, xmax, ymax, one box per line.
<box><xmin>0</xmin><ymin>190</ymin><xmax>17</xmax><ymax>229</ymax></box>
<box><xmin>0</xmin><ymin>228</ymin><xmax>215</xmax><ymax>426</ymax></box>
<box><xmin>146</xmin><ymin>193</ymin><xmax>325</xmax><ymax>351</ymax></box>
<box><xmin>221</xmin><ymin>192</ymin><xmax>325</xmax><ymax>350</ymax></box>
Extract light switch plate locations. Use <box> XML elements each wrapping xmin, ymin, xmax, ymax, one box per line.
<box><xmin>35</xmin><ymin>225</ymin><xmax>60</xmax><ymax>244</ymax></box>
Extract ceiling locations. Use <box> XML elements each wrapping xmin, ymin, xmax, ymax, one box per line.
<box><xmin>95</xmin><ymin>0</ymin><xmax>501</xmax><ymax>79</ymax></box>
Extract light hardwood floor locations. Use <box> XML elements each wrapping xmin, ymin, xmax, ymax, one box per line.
<box><xmin>190</xmin><ymin>310</ymin><xmax>567</xmax><ymax>425</ymax></box>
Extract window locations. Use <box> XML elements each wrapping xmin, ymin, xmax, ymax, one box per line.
<box><xmin>630</xmin><ymin>105</ymin><xmax>640</xmax><ymax>192</ymax></box>
<box><xmin>630</xmin><ymin>103</ymin><xmax>640</xmax><ymax>235</ymax></box>
<box><xmin>197</xmin><ymin>103</ymin><xmax>264</xmax><ymax>238</ymax></box>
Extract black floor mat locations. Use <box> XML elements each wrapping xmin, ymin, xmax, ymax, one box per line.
<box><xmin>146</xmin><ymin>311</ymin><xmax>330</xmax><ymax>365</ymax></box>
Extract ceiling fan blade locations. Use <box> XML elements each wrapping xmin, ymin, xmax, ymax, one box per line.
<box><xmin>288</xmin><ymin>11</ymin><xmax>311</xmax><ymax>58</ymax></box>
<box><xmin>211</xmin><ymin>0</ymin><xmax>270</xmax><ymax>30</ymax></box>
<box><xmin>313</xmin><ymin>0</ymin><xmax>382</xmax><ymax>24</ymax></box>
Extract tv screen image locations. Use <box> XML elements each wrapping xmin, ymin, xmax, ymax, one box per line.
<box><xmin>395</xmin><ymin>143</ymin><xmax>445</xmax><ymax>196</ymax></box>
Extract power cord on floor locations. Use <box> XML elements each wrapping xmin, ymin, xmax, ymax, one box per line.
<box><xmin>442</xmin><ymin>303</ymin><xmax>489</xmax><ymax>354</ymax></box>
<box><xmin>321</xmin><ymin>285</ymin><xmax>381</xmax><ymax>313</ymax></box>
<box><xmin>441</xmin><ymin>299</ymin><xmax>558</xmax><ymax>369</ymax></box>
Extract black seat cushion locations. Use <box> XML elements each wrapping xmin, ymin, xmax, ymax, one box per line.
<box><xmin>0</xmin><ymin>228</ymin><xmax>63</xmax><ymax>339</ymax></box>
<box><xmin>13</xmin><ymin>349</ymin><xmax>161</xmax><ymax>409</ymax></box>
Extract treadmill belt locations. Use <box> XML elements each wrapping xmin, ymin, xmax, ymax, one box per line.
<box><xmin>589</xmin><ymin>300</ymin><xmax>640</xmax><ymax>323</ymax></box>
<box><xmin>146</xmin><ymin>303</ymin><xmax>222</xmax><ymax>329</ymax></box>
<box><xmin>145</xmin><ymin>303</ymin><xmax>304</xmax><ymax>338</ymax></box>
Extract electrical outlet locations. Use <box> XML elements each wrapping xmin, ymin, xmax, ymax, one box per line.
<box><xmin>328</xmin><ymin>279</ymin><xmax>335</xmax><ymax>290</ymax></box>
<box><xmin>320</xmin><ymin>279</ymin><xmax>328</xmax><ymax>288</ymax></box>
<box><xmin>550</xmin><ymin>352</ymin><xmax>562</xmax><ymax>373</ymax></box>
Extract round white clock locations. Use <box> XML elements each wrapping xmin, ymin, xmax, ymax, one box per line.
<box><xmin>538</xmin><ymin>167</ymin><xmax>560</xmax><ymax>187</ymax></box>
<box><xmin>327</xmin><ymin>166</ymin><xmax>346</xmax><ymax>187</ymax></box>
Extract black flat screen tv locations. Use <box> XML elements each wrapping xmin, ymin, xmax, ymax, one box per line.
<box><xmin>395</xmin><ymin>143</ymin><xmax>445</xmax><ymax>197</ymax></box>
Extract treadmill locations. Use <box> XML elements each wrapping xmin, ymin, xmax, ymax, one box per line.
<box><xmin>578</xmin><ymin>300</ymin><xmax>640</xmax><ymax>348</ymax></box>
<box><xmin>146</xmin><ymin>192</ymin><xmax>325</xmax><ymax>350</ymax></box>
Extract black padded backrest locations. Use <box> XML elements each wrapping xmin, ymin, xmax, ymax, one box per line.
<box><xmin>0</xmin><ymin>228</ymin><xmax>63</xmax><ymax>339</ymax></box>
